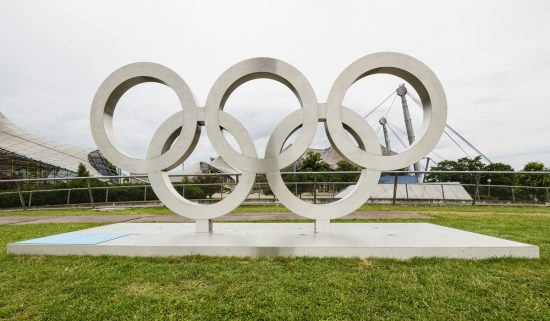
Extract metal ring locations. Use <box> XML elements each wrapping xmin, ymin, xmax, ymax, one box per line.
<box><xmin>265</xmin><ymin>107</ymin><xmax>381</xmax><ymax>220</ymax></box>
<box><xmin>325</xmin><ymin>52</ymin><xmax>447</xmax><ymax>170</ymax></box>
<box><xmin>90</xmin><ymin>62</ymin><xmax>199</xmax><ymax>173</ymax></box>
<box><xmin>147</xmin><ymin>111</ymin><xmax>256</xmax><ymax>220</ymax></box>
<box><xmin>204</xmin><ymin>57</ymin><xmax>318</xmax><ymax>174</ymax></box>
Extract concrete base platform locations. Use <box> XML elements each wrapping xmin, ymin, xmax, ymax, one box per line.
<box><xmin>7</xmin><ymin>223</ymin><xmax>539</xmax><ymax>259</ymax></box>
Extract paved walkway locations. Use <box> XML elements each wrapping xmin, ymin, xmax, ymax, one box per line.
<box><xmin>0</xmin><ymin>211</ymin><xmax>430</xmax><ymax>225</ymax></box>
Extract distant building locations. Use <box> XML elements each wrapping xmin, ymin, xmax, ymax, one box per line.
<box><xmin>182</xmin><ymin>144</ymin><xmax>396</xmax><ymax>177</ymax></box>
<box><xmin>0</xmin><ymin>112</ymin><xmax>115</xmax><ymax>179</ymax></box>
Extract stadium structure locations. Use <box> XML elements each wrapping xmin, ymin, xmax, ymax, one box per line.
<box><xmin>0</xmin><ymin>112</ymin><xmax>116</xmax><ymax>180</ymax></box>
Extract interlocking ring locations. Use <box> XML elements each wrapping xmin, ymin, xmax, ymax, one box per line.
<box><xmin>146</xmin><ymin>110</ymin><xmax>257</xmax><ymax>219</ymax></box>
<box><xmin>205</xmin><ymin>57</ymin><xmax>319</xmax><ymax>174</ymax></box>
<box><xmin>90</xmin><ymin>53</ymin><xmax>447</xmax><ymax>221</ymax></box>
<box><xmin>326</xmin><ymin>52</ymin><xmax>447</xmax><ymax>170</ymax></box>
<box><xmin>265</xmin><ymin>107</ymin><xmax>381</xmax><ymax>220</ymax></box>
<box><xmin>90</xmin><ymin>62</ymin><xmax>199</xmax><ymax>174</ymax></box>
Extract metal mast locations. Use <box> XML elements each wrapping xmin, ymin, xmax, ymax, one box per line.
<box><xmin>396</xmin><ymin>84</ymin><xmax>422</xmax><ymax>179</ymax></box>
<box><xmin>379</xmin><ymin>117</ymin><xmax>391</xmax><ymax>151</ymax></box>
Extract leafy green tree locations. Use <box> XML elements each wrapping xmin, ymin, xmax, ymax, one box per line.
<box><xmin>516</xmin><ymin>162</ymin><xmax>549</xmax><ymax>202</ymax></box>
<box><xmin>181</xmin><ymin>177</ymin><xmax>206</xmax><ymax>200</ymax></box>
<box><xmin>517</xmin><ymin>162</ymin><xmax>549</xmax><ymax>187</ymax></box>
<box><xmin>293</xmin><ymin>152</ymin><xmax>332</xmax><ymax>197</ymax></box>
<box><xmin>481</xmin><ymin>162</ymin><xmax>515</xmax><ymax>199</ymax></box>
<box><xmin>483</xmin><ymin>162</ymin><xmax>515</xmax><ymax>186</ymax></box>
<box><xmin>335</xmin><ymin>160</ymin><xmax>360</xmax><ymax>192</ymax></box>
<box><xmin>70</xmin><ymin>163</ymin><xmax>92</xmax><ymax>188</ymax></box>
<box><xmin>298</xmin><ymin>152</ymin><xmax>331</xmax><ymax>172</ymax></box>
<box><xmin>425</xmin><ymin>156</ymin><xmax>485</xmax><ymax>184</ymax></box>
<box><xmin>77</xmin><ymin>163</ymin><xmax>90</xmax><ymax>177</ymax></box>
<box><xmin>425</xmin><ymin>157</ymin><xmax>517</xmax><ymax>200</ymax></box>
<box><xmin>280</xmin><ymin>152</ymin><xmax>333</xmax><ymax>197</ymax></box>
<box><xmin>107</xmin><ymin>161</ymin><xmax>118</xmax><ymax>175</ymax></box>
<box><xmin>192</xmin><ymin>174</ymin><xmax>223</xmax><ymax>199</ymax></box>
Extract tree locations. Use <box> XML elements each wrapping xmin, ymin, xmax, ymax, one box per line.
<box><xmin>192</xmin><ymin>174</ymin><xmax>223</xmax><ymax>199</ymax></box>
<box><xmin>425</xmin><ymin>156</ymin><xmax>485</xmax><ymax>184</ymax></box>
<box><xmin>516</xmin><ymin>162</ymin><xmax>549</xmax><ymax>202</ymax></box>
<box><xmin>482</xmin><ymin>162</ymin><xmax>515</xmax><ymax>199</ymax></box>
<box><xmin>335</xmin><ymin>160</ymin><xmax>360</xmax><ymax>192</ymax></box>
<box><xmin>298</xmin><ymin>152</ymin><xmax>331</xmax><ymax>172</ymax></box>
<box><xmin>425</xmin><ymin>157</ymin><xmax>516</xmax><ymax>200</ymax></box>
<box><xmin>77</xmin><ymin>163</ymin><xmax>90</xmax><ymax>177</ymax></box>
<box><xmin>292</xmin><ymin>152</ymin><xmax>332</xmax><ymax>197</ymax></box>
<box><xmin>517</xmin><ymin>162</ymin><xmax>549</xmax><ymax>187</ymax></box>
<box><xmin>181</xmin><ymin>177</ymin><xmax>206</xmax><ymax>200</ymax></box>
<box><xmin>107</xmin><ymin>161</ymin><xmax>118</xmax><ymax>175</ymax></box>
<box><xmin>483</xmin><ymin>162</ymin><xmax>515</xmax><ymax>186</ymax></box>
<box><xmin>71</xmin><ymin>163</ymin><xmax>92</xmax><ymax>188</ymax></box>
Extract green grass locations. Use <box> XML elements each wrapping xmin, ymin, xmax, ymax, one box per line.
<box><xmin>2</xmin><ymin>203</ymin><xmax>550</xmax><ymax>217</ymax></box>
<box><xmin>0</xmin><ymin>209</ymin><xmax>549</xmax><ymax>320</ymax></box>
<box><xmin>358</xmin><ymin>203</ymin><xmax>550</xmax><ymax>214</ymax></box>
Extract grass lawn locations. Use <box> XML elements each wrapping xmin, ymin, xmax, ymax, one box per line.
<box><xmin>0</xmin><ymin>208</ymin><xmax>549</xmax><ymax>320</ymax></box>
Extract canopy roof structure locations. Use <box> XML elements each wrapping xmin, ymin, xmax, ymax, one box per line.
<box><xmin>0</xmin><ymin>112</ymin><xmax>112</xmax><ymax>179</ymax></box>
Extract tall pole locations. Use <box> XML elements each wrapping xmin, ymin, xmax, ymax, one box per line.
<box><xmin>397</xmin><ymin>84</ymin><xmax>422</xmax><ymax>181</ymax></box>
<box><xmin>379</xmin><ymin>117</ymin><xmax>391</xmax><ymax>151</ymax></box>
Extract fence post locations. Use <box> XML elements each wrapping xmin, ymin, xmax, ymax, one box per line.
<box><xmin>67</xmin><ymin>189</ymin><xmax>71</xmax><ymax>205</ymax></box>
<box><xmin>441</xmin><ymin>184</ymin><xmax>446</xmax><ymax>203</ymax></box>
<box><xmin>313</xmin><ymin>174</ymin><xmax>317</xmax><ymax>204</ymax></box>
<box><xmin>547</xmin><ymin>188</ymin><xmax>549</xmax><ymax>204</ymax></box>
<box><xmin>87</xmin><ymin>179</ymin><xmax>95</xmax><ymax>209</ymax></box>
<box><xmin>28</xmin><ymin>191</ymin><xmax>33</xmax><ymax>207</ymax></box>
<box><xmin>472</xmin><ymin>174</ymin><xmax>481</xmax><ymax>205</ymax></box>
<box><xmin>16</xmin><ymin>181</ymin><xmax>26</xmax><ymax>210</ymax></box>
<box><xmin>105</xmin><ymin>187</ymin><xmax>108</xmax><ymax>203</ymax></box>
<box><xmin>511</xmin><ymin>186</ymin><xmax>515</xmax><ymax>202</ymax></box>
<box><xmin>392</xmin><ymin>173</ymin><xmax>398</xmax><ymax>205</ymax></box>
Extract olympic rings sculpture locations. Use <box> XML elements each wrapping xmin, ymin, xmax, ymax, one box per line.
<box><xmin>90</xmin><ymin>52</ymin><xmax>447</xmax><ymax>227</ymax></box>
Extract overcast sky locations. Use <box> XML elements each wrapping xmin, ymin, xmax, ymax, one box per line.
<box><xmin>1</xmin><ymin>0</ymin><xmax>549</xmax><ymax>171</ymax></box>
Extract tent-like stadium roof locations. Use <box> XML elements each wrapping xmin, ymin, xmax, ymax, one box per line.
<box><xmin>0</xmin><ymin>112</ymin><xmax>103</xmax><ymax>177</ymax></box>
<box><xmin>180</xmin><ymin>144</ymin><xmax>397</xmax><ymax>177</ymax></box>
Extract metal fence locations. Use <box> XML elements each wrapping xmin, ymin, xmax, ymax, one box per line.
<box><xmin>0</xmin><ymin>171</ymin><xmax>549</xmax><ymax>210</ymax></box>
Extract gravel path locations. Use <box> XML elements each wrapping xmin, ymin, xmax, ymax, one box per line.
<box><xmin>0</xmin><ymin>211</ymin><xmax>431</xmax><ymax>225</ymax></box>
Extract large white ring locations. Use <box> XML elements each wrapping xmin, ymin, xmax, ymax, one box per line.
<box><xmin>90</xmin><ymin>62</ymin><xmax>199</xmax><ymax>173</ymax></box>
<box><xmin>325</xmin><ymin>52</ymin><xmax>447</xmax><ymax>170</ymax></box>
<box><xmin>266</xmin><ymin>107</ymin><xmax>381</xmax><ymax>220</ymax></box>
<box><xmin>205</xmin><ymin>58</ymin><xmax>318</xmax><ymax>174</ymax></box>
<box><xmin>147</xmin><ymin>111</ymin><xmax>256</xmax><ymax>219</ymax></box>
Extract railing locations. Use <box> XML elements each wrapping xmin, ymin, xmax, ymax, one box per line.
<box><xmin>0</xmin><ymin>171</ymin><xmax>549</xmax><ymax>210</ymax></box>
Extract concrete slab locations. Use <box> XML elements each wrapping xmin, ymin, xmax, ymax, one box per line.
<box><xmin>16</xmin><ymin>232</ymin><xmax>129</xmax><ymax>245</ymax></box>
<box><xmin>7</xmin><ymin>223</ymin><xmax>539</xmax><ymax>259</ymax></box>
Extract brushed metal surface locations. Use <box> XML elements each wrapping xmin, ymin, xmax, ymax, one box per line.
<box><xmin>90</xmin><ymin>53</ymin><xmax>447</xmax><ymax>229</ymax></box>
